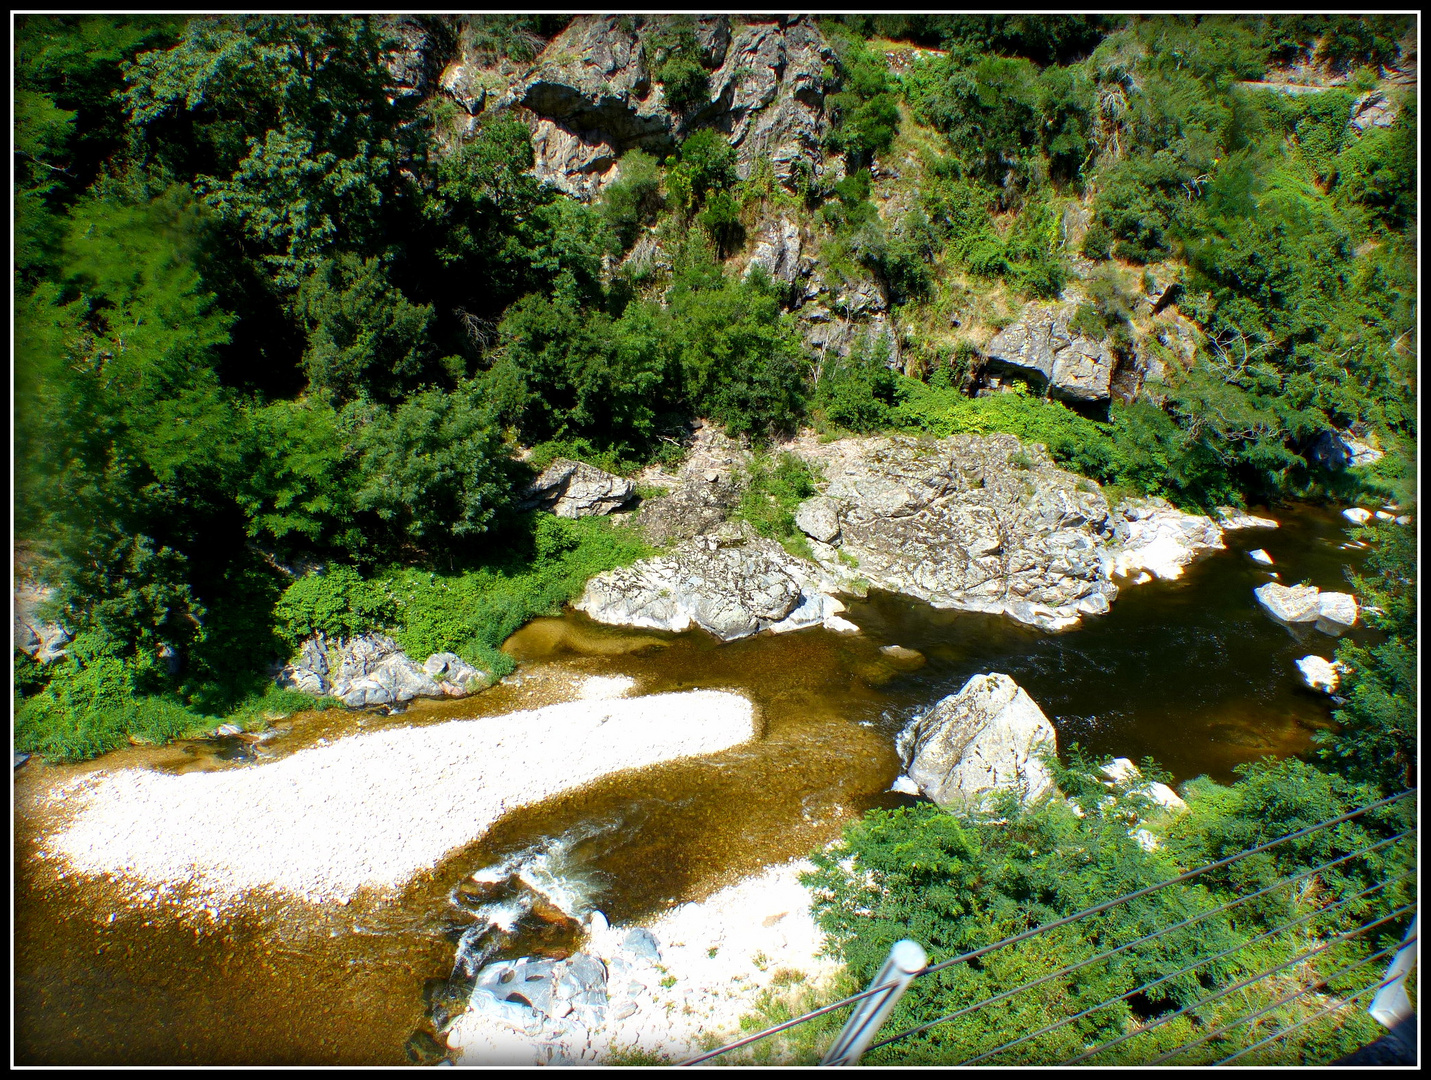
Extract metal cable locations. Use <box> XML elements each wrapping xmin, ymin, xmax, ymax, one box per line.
<box><xmin>865</xmin><ymin>835</ymin><xmax>1411</xmax><ymax>1056</ymax></box>
<box><xmin>1063</xmin><ymin>904</ymin><xmax>1415</xmax><ymax>1064</ymax></box>
<box><xmin>917</xmin><ymin>788</ymin><xmax>1412</xmax><ymax>981</ymax></box>
<box><xmin>1152</xmin><ymin>937</ymin><xmax>1413</xmax><ymax>1065</ymax></box>
<box><xmin>678</xmin><ymin>790</ymin><xmax>1414</xmax><ymax>1065</ymax></box>
<box><xmin>928</xmin><ymin>873</ymin><xmax>1411</xmax><ymax>1064</ymax></box>
<box><xmin>677</xmin><ymin>977</ymin><xmax>901</xmax><ymax>1065</ymax></box>
<box><xmin>1214</xmin><ymin>972</ymin><xmax>1402</xmax><ymax>1065</ymax></box>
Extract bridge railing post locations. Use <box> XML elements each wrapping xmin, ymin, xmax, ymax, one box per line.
<box><xmin>1369</xmin><ymin>913</ymin><xmax>1418</xmax><ymax>1028</ymax></box>
<box><xmin>821</xmin><ymin>939</ymin><xmax>927</xmax><ymax>1066</ymax></box>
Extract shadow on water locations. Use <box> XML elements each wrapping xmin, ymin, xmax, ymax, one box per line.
<box><xmin>13</xmin><ymin>502</ymin><xmax>1377</xmax><ymax>1063</ymax></box>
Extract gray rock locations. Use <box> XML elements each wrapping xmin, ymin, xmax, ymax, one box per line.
<box><xmin>522</xmin><ymin>458</ymin><xmax>634</xmax><ymax>518</ymax></box>
<box><xmin>1248</xmin><ymin>549</ymin><xmax>1274</xmax><ymax>566</ymax></box>
<box><xmin>473</xmin><ymin>953</ymin><xmax>608</xmax><ymax>1025</ymax></box>
<box><xmin>620</xmin><ymin>928</ymin><xmax>661</xmax><ymax>963</ymax></box>
<box><xmin>1350</xmin><ymin>89</ymin><xmax>1397</xmax><ymax>132</ymax></box>
<box><xmin>577</xmin><ymin>535</ymin><xmax>807</xmax><ymax>641</ymax></box>
<box><xmin>1312</xmin><ymin>430</ymin><xmax>1384</xmax><ymax>471</ymax></box>
<box><xmin>985</xmin><ymin>302</ymin><xmax>1115</xmax><ymax>402</ymax></box>
<box><xmin>424</xmin><ymin>652</ymin><xmax>489</xmax><ymax>694</ymax></box>
<box><xmin>897</xmin><ymin>673</ymin><xmax>1057</xmax><ymax>810</ymax></box>
<box><xmin>745</xmin><ymin>217</ymin><xmax>803</xmax><ymax>284</ymax></box>
<box><xmin>794</xmin><ymin>496</ymin><xmax>841</xmax><ymax>544</ymax></box>
<box><xmin>14</xmin><ymin>580</ymin><xmax>71</xmax><ymax>664</ymax></box>
<box><xmin>335</xmin><ymin>652</ymin><xmax>444</xmax><ymax>708</ymax></box>
<box><xmin>1255</xmin><ymin>583</ymin><xmax>1322</xmax><ymax>624</ymax></box>
<box><xmin>796</xmin><ymin>434</ymin><xmax>1118</xmax><ymax>632</ymax></box>
<box><xmin>277</xmin><ymin>665</ymin><xmax>330</xmax><ymax>696</ymax></box>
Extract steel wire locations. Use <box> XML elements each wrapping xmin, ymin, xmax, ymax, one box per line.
<box><xmin>917</xmin><ymin>788</ymin><xmax>1412</xmax><ymax>981</ymax></box>
<box><xmin>866</xmin><ymin>837</ymin><xmax>1411</xmax><ymax>1056</ymax></box>
<box><xmin>1063</xmin><ymin>904</ymin><xmax>1415</xmax><ymax>1064</ymax></box>
<box><xmin>1213</xmin><ymin>973</ymin><xmax>1403</xmax><ymax>1065</ymax></box>
<box><xmin>1149</xmin><ymin>937</ymin><xmax>1415</xmax><ymax>1065</ymax></box>
<box><xmin>920</xmin><ymin>873</ymin><xmax>1411</xmax><ymax>1063</ymax></box>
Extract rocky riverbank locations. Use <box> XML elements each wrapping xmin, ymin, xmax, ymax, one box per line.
<box><xmin>577</xmin><ymin>431</ymin><xmax>1279</xmax><ymax>640</ymax></box>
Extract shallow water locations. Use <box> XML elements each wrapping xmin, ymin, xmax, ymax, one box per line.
<box><xmin>13</xmin><ymin>502</ymin><xmax>1377</xmax><ymax>1064</ymax></box>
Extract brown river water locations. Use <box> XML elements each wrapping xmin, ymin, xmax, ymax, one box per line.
<box><xmin>13</xmin><ymin>503</ymin><xmax>1377</xmax><ymax>1064</ymax></box>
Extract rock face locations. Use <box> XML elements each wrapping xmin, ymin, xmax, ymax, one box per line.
<box><xmin>897</xmin><ymin>673</ymin><xmax>1057</xmax><ymax>810</ymax></box>
<box><xmin>522</xmin><ymin>458</ymin><xmax>634</xmax><ymax>518</ymax></box>
<box><xmin>13</xmin><ymin>580</ymin><xmax>71</xmax><ymax>665</ymax></box>
<box><xmin>517</xmin><ymin>16</ymin><xmax>836</xmax><ymax>198</ymax></box>
<box><xmin>276</xmin><ymin>633</ymin><xmax>490</xmax><ymax>707</ymax></box>
<box><xmin>985</xmin><ymin>302</ymin><xmax>1116</xmax><ymax>402</ymax></box>
<box><xmin>791</xmin><ymin>433</ymin><xmax>1119</xmax><ymax>632</ymax></box>
<box><xmin>575</xmin><ymin>533</ymin><xmax>848</xmax><ymax>641</ymax></box>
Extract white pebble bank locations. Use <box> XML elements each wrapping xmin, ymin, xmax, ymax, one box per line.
<box><xmin>43</xmin><ymin>690</ymin><xmax>756</xmax><ymax>908</ymax></box>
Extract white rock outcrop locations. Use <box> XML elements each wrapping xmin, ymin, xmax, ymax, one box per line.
<box><xmin>1105</xmin><ymin>498</ymin><xmax>1226</xmax><ymax>581</ymax></box>
<box><xmin>896</xmin><ymin>673</ymin><xmax>1057</xmax><ymax>810</ymax></box>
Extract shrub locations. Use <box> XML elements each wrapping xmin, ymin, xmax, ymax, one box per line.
<box><xmin>274</xmin><ymin>564</ymin><xmax>396</xmax><ymax>646</ymax></box>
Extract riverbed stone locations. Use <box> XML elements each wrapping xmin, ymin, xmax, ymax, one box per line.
<box><xmin>1343</xmin><ymin>507</ymin><xmax>1373</xmax><ymax>525</ymax></box>
<box><xmin>1254</xmin><ymin>582</ymin><xmax>1322</xmax><ymax>624</ymax></box>
<box><xmin>1248</xmin><ymin>549</ymin><xmax>1274</xmax><ymax>566</ymax></box>
<box><xmin>1315</xmin><ymin>592</ymin><xmax>1359</xmax><ymax>636</ymax></box>
<box><xmin>424</xmin><ymin>652</ymin><xmax>489</xmax><ymax>694</ymax></box>
<box><xmin>1100</xmin><ymin>757</ymin><xmax>1187</xmax><ymax>812</ymax></box>
<box><xmin>1296</xmin><ymin>655</ymin><xmax>1342</xmax><ymax>694</ymax></box>
<box><xmin>896</xmin><ymin>673</ymin><xmax>1057</xmax><ymax>810</ymax></box>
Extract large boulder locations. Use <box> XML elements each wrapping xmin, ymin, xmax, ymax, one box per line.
<box><xmin>1254</xmin><ymin>583</ymin><xmax>1321</xmax><ymax>623</ymax></box>
<box><xmin>1315</xmin><ymin>592</ymin><xmax>1359</xmax><ymax>636</ymax></box>
<box><xmin>791</xmin><ymin>433</ymin><xmax>1119</xmax><ymax>632</ymax></box>
<box><xmin>985</xmin><ymin>302</ymin><xmax>1115</xmax><ymax>402</ymax></box>
<box><xmin>277</xmin><ymin>633</ymin><xmax>487</xmax><ymax>707</ymax></box>
<box><xmin>896</xmin><ymin>673</ymin><xmax>1057</xmax><ymax>810</ymax></box>
<box><xmin>522</xmin><ymin>458</ymin><xmax>634</xmax><ymax>518</ymax></box>
<box><xmin>575</xmin><ymin>534</ymin><xmax>846</xmax><ymax>641</ymax></box>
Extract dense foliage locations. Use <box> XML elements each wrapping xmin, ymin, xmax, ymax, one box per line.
<box><xmin>799</xmin><ymin>752</ymin><xmax>1413</xmax><ymax>1064</ymax></box>
<box><xmin>12</xmin><ymin>13</ymin><xmax>1417</xmax><ymax>765</ymax></box>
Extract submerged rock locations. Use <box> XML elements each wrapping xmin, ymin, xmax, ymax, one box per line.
<box><xmin>897</xmin><ymin>673</ymin><xmax>1057</xmax><ymax>811</ymax></box>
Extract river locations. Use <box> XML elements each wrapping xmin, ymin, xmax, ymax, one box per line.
<box><xmin>12</xmin><ymin>502</ymin><xmax>1376</xmax><ymax>1064</ymax></box>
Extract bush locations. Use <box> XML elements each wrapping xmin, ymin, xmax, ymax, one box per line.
<box><xmin>383</xmin><ymin>514</ymin><xmax>651</xmax><ymax>675</ymax></box>
<box><xmin>733</xmin><ymin>452</ymin><xmax>821</xmax><ymax>558</ymax></box>
<box><xmin>818</xmin><ymin>334</ymin><xmax>900</xmax><ymax>432</ymax></box>
<box><xmin>274</xmin><ymin>564</ymin><xmax>396</xmax><ymax>646</ymax></box>
<box><xmin>600</xmin><ymin>149</ymin><xmax>662</xmax><ymax>248</ymax></box>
